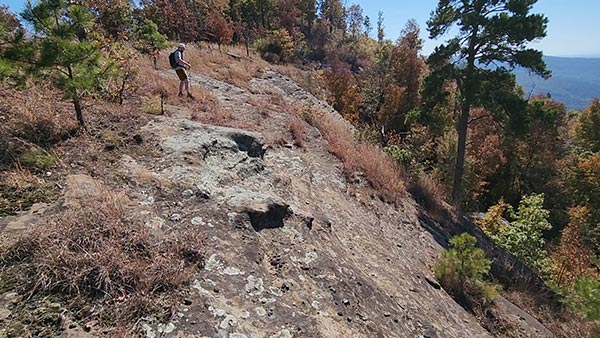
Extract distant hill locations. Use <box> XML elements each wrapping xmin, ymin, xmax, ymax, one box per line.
<box><xmin>513</xmin><ymin>56</ymin><xmax>600</xmax><ymax>110</ymax></box>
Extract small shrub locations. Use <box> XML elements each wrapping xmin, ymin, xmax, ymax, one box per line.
<box><xmin>434</xmin><ymin>233</ymin><xmax>499</xmax><ymax>305</ymax></box>
<box><xmin>143</xmin><ymin>94</ymin><xmax>164</xmax><ymax>115</ymax></box>
<box><xmin>385</xmin><ymin>145</ymin><xmax>413</xmax><ymax>167</ymax></box>
<box><xmin>256</xmin><ymin>28</ymin><xmax>295</xmax><ymax>63</ymax></box>
<box><xmin>569</xmin><ymin>276</ymin><xmax>600</xmax><ymax>321</ymax></box>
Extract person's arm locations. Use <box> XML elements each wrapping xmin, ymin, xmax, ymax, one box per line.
<box><xmin>175</xmin><ymin>51</ymin><xmax>191</xmax><ymax>68</ymax></box>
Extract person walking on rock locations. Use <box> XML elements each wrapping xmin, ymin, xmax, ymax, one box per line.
<box><xmin>170</xmin><ymin>43</ymin><xmax>194</xmax><ymax>99</ymax></box>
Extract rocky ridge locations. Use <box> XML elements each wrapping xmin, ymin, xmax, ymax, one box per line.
<box><xmin>122</xmin><ymin>69</ymin><xmax>491</xmax><ymax>338</ymax></box>
<box><xmin>0</xmin><ymin>67</ymin><xmax>548</xmax><ymax>337</ymax></box>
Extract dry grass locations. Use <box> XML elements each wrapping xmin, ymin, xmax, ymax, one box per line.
<box><xmin>0</xmin><ymin>86</ymin><xmax>76</xmax><ymax>171</ymax></box>
<box><xmin>408</xmin><ymin>171</ymin><xmax>453</xmax><ymax>220</ymax></box>
<box><xmin>0</xmin><ymin>86</ymin><xmax>77</xmax><ymax>146</ymax></box>
<box><xmin>273</xmin><ymin>64</ymin><xmax>328</xmax><ymax>101</ymax></box>
<box><xmin>289</xmin><ymin>116</ymin><xmax>306</xmax><ymax>147</ymax></box>
<box><xmin>308</xmin><ymin>111</ymin><xmax>407</xmax><ymax>203</ymax></box>
<box><xmin>0</xmin><ymin>188</ymin><xmax>205</xmax><ymax>332</ymax></box>
<box><xmin>503</xmin><ymin>290</ymin><xmax>596</xmax><ymax>338</ymax></box>
<box><xmin>0</xmin><ymin>167</ymin><xmax>59</xmax><ymax>217</ymax></box>
<box><xmin>246</xmin><ymin>96</ymin><xmax>273</xmax><ymax>118</ymax></box>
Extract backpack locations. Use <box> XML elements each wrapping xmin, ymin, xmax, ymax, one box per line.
<box><xmin>169</xmin><ymin>50</ymin><xmax>181</xmax><ymax>69</ymax></box>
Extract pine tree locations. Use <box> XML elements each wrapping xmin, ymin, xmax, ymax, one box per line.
<box><xmin>0</xmin><ymin>6</ymin><xmax>25</xmax><ymax>85</ymax></box>
<box><xmin>134</xmin><ymin>19</ymin><xmax>168</xmax><ymax>69</ymax></box>
<box><xmin>425</xmin><ymin>0</ymin><xmax>550</xmax><ymax>209</ymax></box>
<box><xmin>21</xmin><ymin>0</ymin><xmax>109</xmax><ymax>128</ymax></box>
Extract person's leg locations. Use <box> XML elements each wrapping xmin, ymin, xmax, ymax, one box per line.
<box><xmin>183</xmin><ymin>70</ymin><xmax>194</xmax><ymax>98</ymax></box>
<box><xmin>176</xmin><ymin>69</ymin><xmax>186</xmax><ymax>96</ymax></box>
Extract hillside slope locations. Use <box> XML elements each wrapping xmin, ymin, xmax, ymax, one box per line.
<box><xmin>514</xmin><ymin>56</ymin><xmax>600</xmax><ymax>109</ymax></box>
<box><xmin>0</xmin><ymin>59</ymin><xmax>560</xmax><ymax>337</ymax></box>
<box><xmin>133</xmin><ymin>70</ymin><xmax>490</xmax><ymax>337</ymax></box>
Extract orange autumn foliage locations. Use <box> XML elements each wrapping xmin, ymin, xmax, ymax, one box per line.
<box><xmin>323</xmin><ymin>62</ymin><xmax>362</xmax><ymax>124</ymax></box>
<box><xmin>551</xmin><ymin>206</ymin><xmax>598</xmax><ymax>286</ymax></box>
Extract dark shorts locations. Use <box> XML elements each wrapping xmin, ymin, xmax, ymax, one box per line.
<box><xmin>176</xmin><ymin>68</ymin><xmax>188</xmax><ymax>81</ymax></box>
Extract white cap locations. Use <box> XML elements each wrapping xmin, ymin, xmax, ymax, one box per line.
<box><xmin>178</xmin><ymin>43</ymin><xmax>186</xmax><ymax>49</ymax></box>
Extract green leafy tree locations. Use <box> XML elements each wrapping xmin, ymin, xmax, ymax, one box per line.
<box><xmin>573</xmin><ymin>98</ymin><xmax>600</xmax><ymax>154</ymax></box>
<box><xmin>484</xmin><ymin>194</ymin><xmax>552</xmax><ymax>274</ymax></box>
<box><xmin>134</xmin><ymin>19</ymin><xmax>168</xmax><ymax>69</ymax></box>
<box><xmin>425</xmin><ymin>0</ymin><xmax>550</xmax><ymax>209</ymax></box>
<box><xmin>21</xmin><ymin>0</ymin><xmax>110</xmax><ymax>128</ymax></box>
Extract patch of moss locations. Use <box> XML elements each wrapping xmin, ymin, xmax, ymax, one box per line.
<box><xmin>19</xmin><ymin>148</ymin><xmax>59</xmax><ymax>171</ymax></box>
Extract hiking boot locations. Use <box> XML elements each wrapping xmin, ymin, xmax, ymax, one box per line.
<box><xmin>187</xmin><ymin>93</ymin><xmax>195</xmax><ymax>100</ymax></box>
<box><xmin>178</xmin><ymin>92</ymin><xmax>183</xmax><ymax>97</ymax></box>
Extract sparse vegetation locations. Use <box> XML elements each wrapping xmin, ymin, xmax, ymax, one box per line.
<box><xmin>0</xmin><ymin>188</ymin><xmax>205</xmax><ymax>334</ymax></box>
<box><xmin>306</xmin><ymin>109</ymin><xmax>407</xmax><ymax>203</ymax></box>
<box><xmin>289</xmin><ymin>116</ymin><xmax>306</xmax><ymax>147</ymax></box>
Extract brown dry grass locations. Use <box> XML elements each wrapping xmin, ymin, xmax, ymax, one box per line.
<box><xmin>289</xmin><ymin>116</ymin><xmax>306</xmax><ymax>147</ymax></box>
<box><xmin>503</xmin><ymin>290</ymin><xmax>596</xmax><ymax>338</ymax></box>
<box><xmin>246</xmin><ymin>96</ymin><xmax>274</xmax><ymax>118</ymax></box>
<box><xmin>273</xmin><ymin>64</ymin><xmax>328</xmax><ymax>101</ymax></box>
<box><xmin>0</xmin><ymin>187</ymin><xmax>205</xmax><ymax>332</ymax></box>
<box><xmin>308</xmin><ymin>110</ymin><xmax>407</xmax><ymax>203</ymax></box>
<box><xmin>408</xmin><ymin>171</ymin><xmax>453</xmax><ymax>220</ymax></box>
<box><xmin>0</xmin><ymin>86</ymin><xmax>77</xmax><ymax>171</ymax></box>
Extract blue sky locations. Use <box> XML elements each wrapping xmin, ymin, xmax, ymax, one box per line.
<box><xmin>352</xmin><ymin>0</ymin><xmax>600</xmax><ymax>57</ymax></box>
<box><xmin>2</xmin><ymin>0</ymin><xmax>599</xmax><ymax>57</ymax></box>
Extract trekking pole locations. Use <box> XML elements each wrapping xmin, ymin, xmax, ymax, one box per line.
<box><xmin>187</xmin><ymin>66</ymin><xmax>195</xmax><ymax>100</ymax></box>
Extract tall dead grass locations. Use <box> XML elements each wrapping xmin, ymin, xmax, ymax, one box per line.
<box><xmin>0</xmin><ymin>188</ymin><xmax>205</xmax><ymax>329</ymax></box>
<box><xmin>0</xmin><ymin>86</ymin><xmax>77</xmax><ymax>149</ymax></box>
<box><xmin>309</xmin><ymin>111</ymin><xmax>407</xmax><ymax>203</ymax></box>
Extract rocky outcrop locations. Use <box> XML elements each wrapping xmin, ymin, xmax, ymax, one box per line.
<box><xmin>123</xmin><ymin>71</ymin><xmax>493</xmax><ymax>338</ymax></box>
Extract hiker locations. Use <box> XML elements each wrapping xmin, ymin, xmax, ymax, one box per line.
<box><xmin>171</xmin><ymin>43</ymin><xmax>194</xmax><ymax>98</ymax></box>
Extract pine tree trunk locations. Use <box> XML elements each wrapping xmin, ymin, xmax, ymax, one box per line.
<box><xmin>73</xmin><ymin>95</ymin><xmax>85</xmax><ymax>128</ymax></box>
<box><xmin>452</xmin><ymin>103</ymin><xmax>469</xmax><ymax>208</ymax></box>
<box><xmin>67</xmin><ymin>65</ymin><xmax>85</xmax><ymax>128</ymax></box>
<box><xmin>451</xmin><ymin>26</ymin><xmax>479</xmax><ymax>211</ymax></box>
